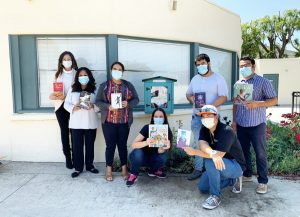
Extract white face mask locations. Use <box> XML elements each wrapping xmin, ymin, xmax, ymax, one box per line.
<box><xmin>202</xmin><ymin>117</ymin><xmax>215</xmax><ymax>129</ymax></box>
<box><xmin>112</xmin><ymin>70</ymin><xmax>123</xmax><ymax>80</ymax></box>
<box><xmin>62</xmin><ymin>60</ymin><xmax>72</xmax><ymax>69</ymax></box>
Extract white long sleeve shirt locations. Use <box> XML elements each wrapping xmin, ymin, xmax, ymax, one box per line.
<box><xmin>64</xmin><ymin>88</ymin><xmax>99</xmax><ymax>129</ymax></box>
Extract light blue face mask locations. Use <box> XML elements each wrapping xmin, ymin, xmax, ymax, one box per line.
<box><xmin>112</xmin><ymin>70</ymin><xmax>123</xmax><ymax>80</ymax></box>
<box><xmin>197</xmin><ymin>65</ymin><xmax>208</xmax><ymax>75</ymax></box>
<box><xmin>153</xmin><ymin>117</ymin><xmax>164</xmax><ymax>125</ymax></box>
<box><xmin>240</xmin><ymin>67</ymin><xmax>252</xmax><ymax>78</ymax></box>
<box><xmin>78</xmin><ymin>76</ymin><xmax>89</xmax><ymax>85</ymax></box>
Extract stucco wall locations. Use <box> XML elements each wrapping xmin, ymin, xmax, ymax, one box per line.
<box><xmin>255</xmin><ymin>58</ymin><xmax>300</xmax><ymax>105</ymax></box>
<box><xmin>0</xmin><ymin>0</ymin><xmax>239</xmax><ymax>162</ymax></box>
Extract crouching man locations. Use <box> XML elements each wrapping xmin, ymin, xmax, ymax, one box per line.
<box><xmin>184</xmin><ymin>105</ymin><xmax>246</xmax><ymax>210</ymax></box>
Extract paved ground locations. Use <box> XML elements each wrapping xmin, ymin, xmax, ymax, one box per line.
<box><xmin>0</xmin><ymin>161</ymin><xmax>299</xmax><ymax>217</ymax></box>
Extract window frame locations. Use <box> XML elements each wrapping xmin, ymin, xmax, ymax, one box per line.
<box><xmin>9</xmin><ymin>34</ymin><xmax>238</xmax><ymax>113</ymax></box>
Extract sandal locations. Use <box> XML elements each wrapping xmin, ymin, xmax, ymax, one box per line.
<box><xmin>105</xmin><ymin>166</ymin><xmax>113</xmax><ymax>181</ymax></box>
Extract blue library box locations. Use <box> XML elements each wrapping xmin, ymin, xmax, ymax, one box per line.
<box><xmin>142</xmin><ymin>76</ymin><xmax>177</xmax><ymax>114</ymax></box>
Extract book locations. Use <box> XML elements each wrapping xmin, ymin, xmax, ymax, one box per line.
<box><xmin>233</xmin><ymin>83</ymin><xmax>253</xmax><ymax>104</ymax></box>
<box><xmin>53</xmin><ymin>82</ymin><xmax>64</xmax><ymax>97</ymax></box>
<box><xmin>79</xmin><ymin>91</ymin><xmax>91</xmax><ymax>110</ymax></box>
<box><xmin>194</xmin><ymin>92</ymin><xmax>206</xmax><ymax>109</ymax></box>
<box><xmin>111</xmin><ymin>93</ymin><xmax>122</xmax><ymax>109</ymax></box>
<box><xmin>149</xmin><ymin>124</ymin><xmax>168</xmax><ymax>147</ymax></box>
<box><xmin>150</xmin><ymin>86</ymin><xmax>168</xmax><ymax>108</ymax></box>
<box><xmin>176</xmin><ymin>129</ymin><xmax>191</xmax><ymax>148</ymax></box>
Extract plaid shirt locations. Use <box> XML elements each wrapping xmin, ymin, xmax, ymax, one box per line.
<box><xmin>235</xmin><ymin>74</ymin><xmax>277</xmax><ymax>127</ymax></box>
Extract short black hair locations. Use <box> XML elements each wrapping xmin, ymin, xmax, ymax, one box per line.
<box><xmin>111</xmin><ymin>61</ymin><xmax>125</xmax><ymax>71</ymax></box>
<box><xmin>240</xmin><ymin>56</ymin><xmax>255</xmax><ymax>65</ymax></box>
<box><xmin>195</xmin><ymin>53</ymin><xmax>210</xmax><ymax>65</ymax></box>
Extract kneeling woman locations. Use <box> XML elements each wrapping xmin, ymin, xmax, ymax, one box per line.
<box><xmin>126</xmin><ymin>108</ymin><xmax>173</xmax><ymax>187</ymax></box>
<box><xmin>64</xmin><ymin>67</ymin><xmax>99</xmax><ymax>178</ymax></box>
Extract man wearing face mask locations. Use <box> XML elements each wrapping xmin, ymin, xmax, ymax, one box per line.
<box><xmin>186</xmin><ymin>53</ymin><xmax>228</xmax><ymax>180</ymax></box>
<box><xmin>184</xmin><ymin>105</ymin><xmax>246</xmax><ymax>210</ymax></box>
<box><xmin>232</xmin><ymin>57</ymin><xmax>277</xmax><ymax>194</ymax></box>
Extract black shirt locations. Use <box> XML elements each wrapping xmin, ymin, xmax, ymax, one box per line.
<box><xmin>199</xmin><ymin>121</ymin><xmax>246</xmax><ymax>171</ymax></box>
<box><xmin>139</xmin><ymin>124</ymin><xmax>172</xmax><ymax>156</ymax></box>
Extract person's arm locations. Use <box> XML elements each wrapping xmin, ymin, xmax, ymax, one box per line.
<box><xmin>186</xmin><ymin>93</ymin><xmax>195</xmax><ymax>105</ymax></box>
<box><xmin>125</xmin><ymin>81</ymin><xmax>139</xmax><ymax>109</ymax></box>
<box><xmin>245</xmin><ymin>97</ymin><xmax>277</xmax><ymax>109</ymax></box>
<box><xmin>63</xmin><ymin>89</ymin><xmax>80</xmax><ymax>113</ymax></box>
<box><xmin>232</xmin><ymin>103</ymin><xmax>237</xmax><ymax>130</ymax></box>
<box><xmin>212</xmin><ymin>96</ymin><xmax>227</xmax><ymax>107</ymax></box>
<box><xmin>95</xmin><ymin>82</ymin><xmax>111</xmax><ymax>111</ymax></box>
<box><xmin>131</xmin><ymin>134</ymin><xmax>149</xmax><ymax>149</ymax></box>
<box><xmin>212</xmin><ymin>75</ymin><xmax>228</xmax><ymax>107</ymax></box>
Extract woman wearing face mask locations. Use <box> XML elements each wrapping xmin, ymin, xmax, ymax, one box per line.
<box><xmin>95</xmin><ymin>61</ymin><xmax>139</xmax><ymax>181</ymax></box>
<box><xmin>64</xmin><ymin>67</ymin><xmax>99</xmax><ymax>178</ymax></box>
<box><xmin>49</xmin><ymin>51</ymin><xmax>78</xmax><ymax>169</ymax></box>
<box><xmin>126</xmin><ymin>108</ymin><xmax>173</xmax><ymax>187</ymax></box>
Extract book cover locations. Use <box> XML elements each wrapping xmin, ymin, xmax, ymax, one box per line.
<box><xmin>176</xmin><ymin>129</ymin><xmax>191</xmax><ymax>148</ymax></box>
<box><xmin>79</xmin><ymin>91</ymin><xmax>91</xmax><ymax>110</ymax></box>
<box><xmin>53</xmin><ymin>82</ymin><xmax>64</xmax><ymax>97</ymax></box>
<box><xmin>149</xmin><ymin>124</ymin><xmax>168</xmax><ymax>148</ymax></box>
<box><xmin>233</xmin><ymin>83</ymin><xmax>253</xmax><ymax>104</ymax></box>
<box><xmin>194</xmin><ymin>92</ymin><xmax>206</xmax><ymax>109</ymax></box>
<box><xmin>111</xmin><ymin>93</ymin><xmax>122</xmax><ymax>109</ymax></box>
<box><xmin>150</xmin><ymin>86</ymin><xmax>168</xmax><ymax>108</ymax></box>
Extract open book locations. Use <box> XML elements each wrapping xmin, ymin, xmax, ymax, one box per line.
<box><xmin>149</xmin><ymin>124</ymin><xmax>168</xmax><ymax>147</ymax></box>
<box><xmin>176</xmin><ymin>129</ymin><xmax>191</xmax><ymax>148</ymax></box>
<box><xmin>233</xmin><ymin>83</ymin><xmax>253</xmax><ymax>104</ymax></box>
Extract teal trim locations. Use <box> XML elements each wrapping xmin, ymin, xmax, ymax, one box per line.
<box><xmin>231</xmin><ymin>52</ymin><xmax>238</xmax><ymax>101</ymax></box>
<box><xmin>106</xmin><ymin>35</ymin><xmax>118</xmax><ymax>80</ymax></box>
<box><xmin>9</xmin><ymin>35</ymin><xmax>22</xmax><ymax>113</ymax></box>
<box><xmin>190</xmin><ymin>43</ymin><xmax>198</xmax><ymax>78</ymax></box>
<box><xmin>118</xmin><ymin>35</ymin><xmax>190</xmax><ymax>45</ymax></box>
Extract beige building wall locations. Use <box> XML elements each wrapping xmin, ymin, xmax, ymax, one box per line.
<box><xmin>0</xmin><ymin>0</ymin><xmax>239</xmax><ymax>162</ymax></box>
<box><xmin>255</xmin><ymin>58</ymin><xmax>300</xmax><ymax>105</ymax></box>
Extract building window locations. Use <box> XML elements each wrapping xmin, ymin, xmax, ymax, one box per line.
<box><xmin>118</xmin><ymin>38</ymin><xmax>190</xmax><ymax>105</ymax></box>
<box><xmin>37</xmin><ymin>37</ymin><xmax>107</xmax><ymax>108</ymax></box>
<box><xmin>199</xmin><ymin>46</ymin><xmax>233</xmax><ymax>99</ymax></box>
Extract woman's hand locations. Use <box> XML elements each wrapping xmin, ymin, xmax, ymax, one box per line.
<box><xmin>146</xmin><ymin>138</ymin><xmax>154</xmax><ymax>147</ymax></box>
<box><xmin>183</xmin><ymin>147</ymin><xmax>196</xmax><ymax>156</ymax></box>
<box><xmin>122</xmin><ymin>101</ymin><xmax>128</xmax><ymax>108</ymax></box>
<box><xmin>108</xmin><ymin>105</ymin><xmax>118</xmax><ymax>111</ymax></box>
<box><xmin>73</xmin><ymin>104</ymin><xmax>81</xmax><ymax>112</ymax></box>
<box><xmin>162</xmin><ymin>139</ymin><xmax>171</xmax><ymax>150</ymax></box>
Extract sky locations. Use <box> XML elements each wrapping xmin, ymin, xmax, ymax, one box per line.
<box><xmin>209</xmin><ymin>0</ymin><xmax>300</xmax><ymax>51</ymax></box>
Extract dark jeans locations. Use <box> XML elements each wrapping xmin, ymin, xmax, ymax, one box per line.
<box><xmin>55</xmin><ymin>103</ymin><xmax>72</xmax><ymax>160</ymax></box>
<box><xmin>129</xmin><ymin>149</ymin><xmax>167</xmax><ymax>176</ymax></box>
<box><xmin>71</xmin><ymin>129</ymin><xmax>97</xmax><ymax>172</ymax></box>
<box><xmin>102</xmin><ymin>122</ymin><xmax>130</xmax><ymax>167</ymax></box>
<box><xmin>237</xmin><ymin>123</ymin><xmax>268</xmax><ymax>184</ymax></box>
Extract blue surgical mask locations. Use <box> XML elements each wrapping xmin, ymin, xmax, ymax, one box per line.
<box><xmin>78</xmin><ymin>76</ymin><xmax>89</xmax><ymax>85</ymax></box>
<box><xmin>112</xmin><ymin>70</ymin><xmax>123</xmax><ymax>80</ymax></box>
<box><xmin>197</xmin><ymin>65</ymin><xmax>208</xmax><ymax>75</ymax></box>
<box><xmin>240</xmin><ymin>67</ymin><xmax>252</xmax><ymax>78</ymax></box>
<box><xmin>154</xmin><ymin>117</ymin><xmax>164</xmax><ymax>125</ymax></box>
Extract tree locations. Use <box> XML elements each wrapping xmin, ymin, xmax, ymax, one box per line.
<box><xmin>242</xmin><ymin>9</ymin><xmax>300</xmax><ymax>58</ymax></box>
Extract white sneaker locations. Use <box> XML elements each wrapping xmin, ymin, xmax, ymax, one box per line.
<box><xmin>232</xmin><ymin>176</ymin><xmax>242</xmax><ymax>194</ymax></box>
<box><xmin>256</xmin><ymin>183</ymin><xmax>268</xmax><ymax>194</ymax></box>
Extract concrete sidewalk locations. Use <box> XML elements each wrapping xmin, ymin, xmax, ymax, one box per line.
<box><xmin>0</xmin><ymin>161</ymin><xmax>299</xmax><ymax>217</ymax></box>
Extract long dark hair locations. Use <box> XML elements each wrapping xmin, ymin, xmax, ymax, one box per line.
<box><xmin>110</xmin><ymin>61</ymin><xmax>125</xmax><ymax>71</ymax></box>
<box><xmin>72</xmin><ymin>67</ymin><xmax>96</xmax><ymax>93</ymax></box>
<box><xmin>150</xmin><ymin>108</ymin><xmax>173</xmax><ymax>147</ymax></box>
<box><xmin>55</xmin><ymin>51</ymin><xmax>78</xmax><ymax>79</ymax></box>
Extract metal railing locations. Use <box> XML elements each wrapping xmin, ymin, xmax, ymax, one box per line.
<box><xmin>292</xmin><ymin>92</ymin><xmax>300</xmax><ymax>113</ymax></box>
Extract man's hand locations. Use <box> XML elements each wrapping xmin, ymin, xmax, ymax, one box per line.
<box><xmin>245</xmin><ymin>101</ymin><xmax>260</xmax><ymax>109</ymax></box>
<box><xmin>183</xmin><ymin>147</ymin><xmax>196</xmax><ymax>156</ymax></box>
<box><xmin>212</xmin><ymin>156</ymin><xmax>225</xmax><ymax>171</ymax></box>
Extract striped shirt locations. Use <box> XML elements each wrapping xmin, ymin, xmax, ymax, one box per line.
<box><xmin>235</xmin><ymin>74</ymin><xmax>277</xmax><ymax>127</ymax></box>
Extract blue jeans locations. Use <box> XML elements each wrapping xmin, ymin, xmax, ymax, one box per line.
<box><xmin>129</xmin><ymin>149</ymin><xmax>167</xmax><ymax>176</ymax></box>
<box><xmin>237</xmin><ymin>123</ymin><xmax>268</xmax><ymax>184</ymax></box>
<box><xmin>191</xmin><ymin>114</ymin><xmax>203</xmax><ymax>171</ymax></box>
<box><xmin>198</xmin><ymin>158</ymin><xmax>243</xmax><ymax>197</ymax></box>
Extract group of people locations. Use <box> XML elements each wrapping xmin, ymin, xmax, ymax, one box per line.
<box><xmin>50</xmin><ymin>51</ymin><xmax>277</xmax><ymax>210</ymax></box>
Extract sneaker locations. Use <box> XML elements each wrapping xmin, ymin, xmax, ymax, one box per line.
<box><xmin>256</xmin><ymin>183</ymin><xmax>268</xmax><ymax>194</ymax></box>
<box><xmin>148</xmin><ymin>170</ymin><xmax>167</xmax><ymax>178</ymax></box>
<box><xmin>202</xmin><ymin>195</ymin><xmax>221</xmax><ymax>210</ymax></box>
<box><xmin>187</xmin><ymin>169</ymin><xmax>202</xmax><ymax>181</ymax></box>
<box><xmin>242</xmin><ymin>176</ymin><xmax>253</xmax><ymax>182</ymax></box>
<box><xmin>232</xmin><ymin>176</ymin><xmax>242</xmax><ymax>194</ymax></box>
<box><xmin>126</xmin><ymin>174</ymin><xmax>138</xmax><ymax>187</ymax></box>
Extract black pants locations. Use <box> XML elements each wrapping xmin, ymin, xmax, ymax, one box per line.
<box><xmin>102</xmin><ymin>122</ymin><xmax>130</xmax><ymax>167</ymax></box>
<box><xmin>55</xmin><ymin>103</ymin><xmax>72</xmax><ymax>160</ymax></box>
<box><xmin>71</xmin><ymin>129</ymin><xmax>97</xmax><ymax>172</ymax></box>
<box><xmin>237</xmin><ymin>123</ymin><xmax>268</xmax><ymax>184</ymax></box>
